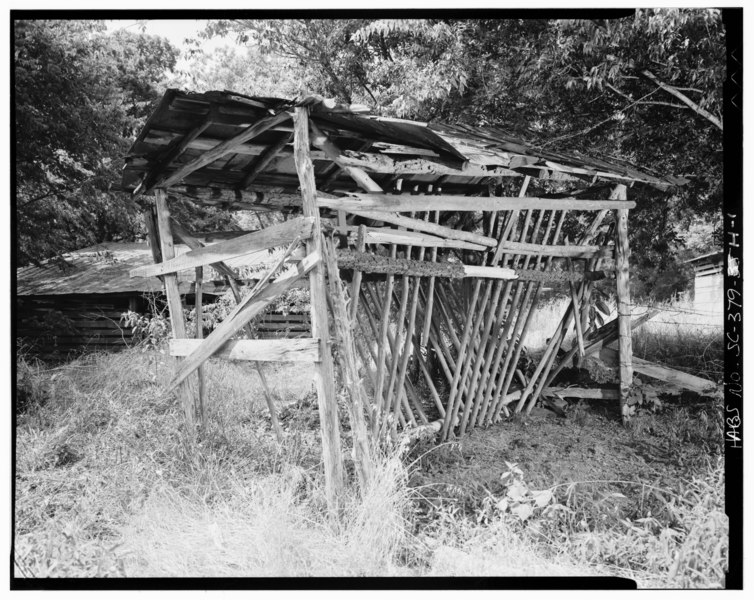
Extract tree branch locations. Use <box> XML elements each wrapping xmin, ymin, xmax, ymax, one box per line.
<box><xmin>641</xmin><ymin>69</ymin><xmax>723</xmax><ymax>131</ymax></box>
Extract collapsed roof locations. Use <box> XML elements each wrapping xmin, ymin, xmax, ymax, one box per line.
<box><xmin>121</xmin><ymin>89</ymin><xmax>685</xmax><ymax>209</ymax></box>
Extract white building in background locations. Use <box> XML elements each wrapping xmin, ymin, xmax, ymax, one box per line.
<box><xmin>684</xmin><ymin>250</ymin><xmax>724</xmax><ymax>317</ymax></box>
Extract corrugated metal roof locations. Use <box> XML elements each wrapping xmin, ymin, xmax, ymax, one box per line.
<box><xmin>16</xmin><ymin>241</ymin><xmax>277</xmax><ymax>296</ymax></box>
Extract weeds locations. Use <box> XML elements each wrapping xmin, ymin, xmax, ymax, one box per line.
<box><xmin>14</xmin><ymin>290</ymin><xmax>726</xmax><ymax>586</ymax></box>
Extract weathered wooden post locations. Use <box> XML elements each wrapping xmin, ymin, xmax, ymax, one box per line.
<box><xmin>153</xmin><ymin>190</ymin><xmax>199</xmax><ymax>434</ymax></box>
<box><xmin>614</xmin><ymin>184</ymin><xmax>634</xmax><ymax>422</ymax></box>
<box><xmin>292</xmin><ymin>107</ymin><xmax>345</xmax><ymax>512</ymax></box>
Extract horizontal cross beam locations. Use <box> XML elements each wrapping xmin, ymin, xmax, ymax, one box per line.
<box><xmin>319</xmin><ymin>193</ymin><xmax>636</xmax><ymax>212</ymax></box>
<box><xmin>130</xmin><ymin>216</ymin><xmax>313</xmax><ymax>278</ymax></box>
<box><xmin>169</xmin><ymin>338</ymin><xmax>320</xmax><ymax>362</ymax></box>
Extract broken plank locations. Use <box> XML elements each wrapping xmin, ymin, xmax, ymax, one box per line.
<box><xmin>599</xmin><ymin>347</ymin><xmax>718</xmax><ymax>394</ymax></box>
<box><xmin>169</xmin><ymin>338</ymin><xmax>321</xmax><ymax>362</ymax></box>
<box><xmin>544</xmin><ymin>387</ymin><xmax>621</xmax><ymax>400</ymax></box>
<box><xmin>131</xmin><ymin>217</ymin><xmax>314</xmax><ymax>278</ymax></box>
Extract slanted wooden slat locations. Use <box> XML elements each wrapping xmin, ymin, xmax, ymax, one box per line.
<box><xmin>168</xmin><ymin>250</ymin><xmax>320</xmax><ymax>391</ymax></box>
<box><xmin>337</xmin><ymin>226</ymin><xmax>487</xmax><ymax>251</ymax></box>
<box><xmin>136</xmin><ymin>117</ymin><xmax>213</xmax><ymax>196</ymax></box>
<box><xmin>326</xmin><ymin>207</ymin><xmax>497</xmax><ymax>248</ymax></box>
<box><xmin>170</xmin><ymin>338</ymin><xmax>321</xmax><ymax>362</ymax></box>
<box><xmin>157</xmin><ymin>110</ymin><xmax>292</xmax><ymax>190</ymax></box>
<box><xmin>169</xmin><ymin>218</ymin><xmax>239</xmax><ymax>282</ymax></box>
<box><xmin>239</xmin><ymin>132</ymin><xmax>293</xmax><ymax>190</ymax></box>
<box><xmin>318</xmin><ymin>193</ymin><xmax>636</xmax><ymax>212</ymax></box>
<box><xmin>130</xmin><ymin>217</ymin><xmax>314</xmax><ymax>278</ymax></box>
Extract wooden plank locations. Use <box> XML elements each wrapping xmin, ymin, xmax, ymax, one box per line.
<box><xmin>544</xmin><ymin>309</ymin><xmax>660</xmax><ymax>390</ymax></box>
<box><xmin>142</xmin><ymin>205</ymin><xmax>163</xmax><ymax>268</ymax></box>
<box><xmin>169</xmin><ymin>218</ymin><xmax>240</xmax><ymax>284</ymax></box>
<box><xmin>334</xmin><ymin>207</ymin><xmax>497</xmax><ymax>248</ymax></box>
<box><xmin>544</xmin><ymin>387</ymin><xmax>621</xmax><ymax>400</ymax></box>
<box><xmin>338</xmin><ymin>226</ymin><xmax>487</xmax><ymax>251</ymax></box>
<box><xmin>165</xmin><ymin>184</ymin><xmax>302</xmax><ymax>209</ymax></box>
<box><xmin>184</xmin><ymin>229</ymin><xmax>258</xmax><ymax>241</ymax></box>
<box><xmin>335</xmin><ymin>250</ymin><xmax>517</xmax><ymax>280</ymax></box>
<box><xmin>239</xmin><ymin>132</ymin><xmax>293</xmax><ymax>190</ymax></box>
<box><xmin>168</xmin><ymin>250</ymin><xmax>320</xmax><ymax>390</ymax></box>
<box><xmin>293</xmin><ymin>107</ymin><xmax>344</xmax><ymax>512</ymax></box>
<box><xmin>135</xmin><ymin>118</ymin><xmax>213</xmax><ymax>196</ymax></box>
<box><xmin>169</xmin><ymin>338</ymin><xmax>321</xmax><ymax>362</ymax></box>
<box><xmin>309</xmin><ymin>120</ymin><xmax>384</xmax><ymax>194</ymax></box>
<box><xmin>154</xmin><ymin>191</ymin><xmax>197</xmax><ymax>432</ymax></box>
<box><xmin>599</xmin><ymin>347</ymin><xmax>717</xmax><ymax>394</ymax></box>
<box><xmin>156</xmin><ymin>110</ymin><xmax>292</xmax><ymax>190</ymax></box>
<box><xmin>497</xmin><ymin>240</ymin><xmax>613</xmax><ymax>259</ymax></box>
<box><xmin>319</xmin><ymin>193</ymin><xmax>636</xmax><ymax>213</ymax></box>
<box><xmin>614</xmin><ymin>185</ymin><xmax>633</xmax><ymax>420</ymax></box>
<box><xmin>130</xmin><ymin>217</ymin><xmax>314</xmax><ymax>278</ymax></box>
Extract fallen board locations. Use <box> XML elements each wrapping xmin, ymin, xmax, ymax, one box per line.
<box><xmin>169</xmin><ymin>338</ymin><xmax>320</xmax><ymax>362</ymax></box>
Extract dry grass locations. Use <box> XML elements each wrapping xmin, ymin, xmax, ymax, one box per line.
<box><xmin>15</xmin><ymin>285</ymin><xmax>727</xmax><ymax>586</ymax></box>
<box><xmin>120</xmin><ymin>453</ymin><xmax>411</xmax><ymax>577</ymax></box>
<box><xmin>14</xmin><ymin>348</ymin><xmax>413</xmax><ymax>578</ymax></box>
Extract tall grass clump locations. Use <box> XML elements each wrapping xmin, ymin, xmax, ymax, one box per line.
<box><xmin>560</xmin><ymin>456</ymin><xmax>728</xmax><ymax>588</ymax></box>
<box><xmin>119</xmin><ymin>452</ymin><xmax>412</xmax><ymax>577</ymax></box>
<box><xmin>15</xmin><ymin>347</ymin><xmax>416</xmax><ymax>577</ymax></box>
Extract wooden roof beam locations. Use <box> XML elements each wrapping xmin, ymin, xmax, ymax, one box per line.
<box><xmin>238</xmin><ymin>132</ymin><xmax>293</xmax><ymax>190</ymax></box>
<box><xmin>134</xmin><ymin>116</ymin><xmax>213</xmax><ymax>197</ymax></box>
<box><xmin>155</xmin><ymin>110</ymin><xmax>292</xmax><ymax>190</ymax></box>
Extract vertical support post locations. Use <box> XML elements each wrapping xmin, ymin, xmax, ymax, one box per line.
<box><xmin>195</xmin><ymin>266</ymin><xmax>208</xmax><ymax>430</ymax></box>
<box><xmin>154</xmin><ymin>190</ymin><xmax>197</xmax><ymax>435</ymax></box>
<box><xmin>614</xmin><ymin>184</ymin><xmax>633</xmax><ymax>422</ymax></box>
<box><xmin>292</xmin><ymin>107</ymin><xmax>344</xmax><ymax>512</ymax></box>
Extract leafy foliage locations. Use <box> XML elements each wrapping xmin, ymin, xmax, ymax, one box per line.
<box><xmin>15</xmin><ymin>20</ymin><xmax>179</xmax><ymax>266</ymax></box>
<box><xmin>202</xmin><ymin>12</ymin><xmax>725</xmax><ymax>299</ymax></box>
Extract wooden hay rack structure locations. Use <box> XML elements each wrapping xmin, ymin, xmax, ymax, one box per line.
<box><xmin>123</xmin><ymin>89</ymin><xmax>685</xmax><ymax>508</ymax></box>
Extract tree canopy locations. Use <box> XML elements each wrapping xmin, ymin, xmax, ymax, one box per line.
<box><xmin>14</xmin><ymin>20</ymin><xmax>179</xmax><ymax>266</ymax></box>
<box><xmin>200</xmin><ymin>11</ymin><xmax>725</xmax><ymax>298</ymax></box>
<box><xmin>14</xmin><ymin>13</ymin><xmax>726</xmax><ymax>300</ymax></box>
